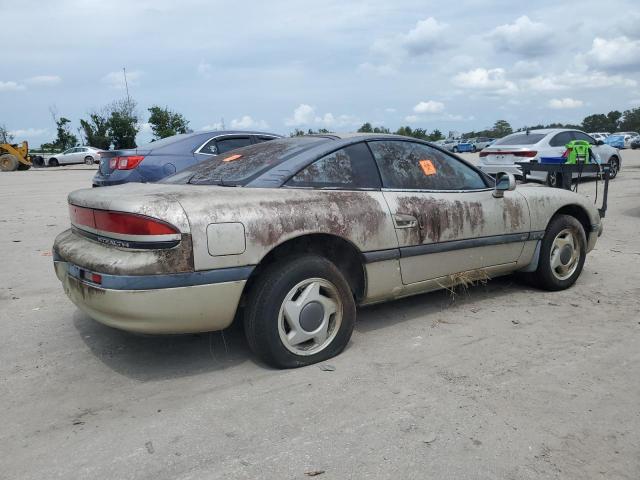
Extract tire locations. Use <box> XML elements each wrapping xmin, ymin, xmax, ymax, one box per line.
<box><xmin>243</xmin><ymin>254</ymin><xmax>356</xmax><ymax>368</ymax></box>
<box><xmin>608</xmin><ymin>157</ymin><xmax>619</xmax><ymax>179</ymax></box>
<box><xmin>0</xmin><ymin>154</ymin><xmax>19</xmax><ymax>172</ymax></box>
<box><xmin>547</xmin><ymin>172</ymin><xmax>559</xmax><ymax>187</ymax></box>
<box><xmin>452</xmin><ymin>147</ymin><xmax>458</xmax><ymax>153</ymax></box>
<box><xmin>49</xmin><ymin>158</ymin><xmax>59</xmax><ymax>167</ymax></box>
<box><xmin>17</xmin><ymin>162</ymin><xmax>31</xmax><ymax>171</ymax></box>
<box><xmin>472</xmin><ymin>146</ymin><xmax>477</xmax><ymax>152</ymax></box>
<box><xmin>530</xmin><ymin>214</ymin><xmax>587</xmax><ymax>291</ymax></box>
<box><xmin>84</xmin><ymin>156</ymin><xmax>94</xmax><ymax>165</ymax></box>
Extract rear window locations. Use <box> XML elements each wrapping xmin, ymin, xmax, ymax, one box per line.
<box><xmin>494</xmin><ymin>133</ymin><xmax>546</xmax><ymax>146</ymax></box>
<box><xmin>161</xmin><ymin>137</ymin><xmax>328</xmax><ymax>186</ymax></box>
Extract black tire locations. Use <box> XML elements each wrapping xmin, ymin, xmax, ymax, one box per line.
<box><xmin>0</xmin><ymin>154</ymin><xmax>19</xmax><ymax>172</ymax></box>
<box><xmin>49</xmin><ymin>158</ymin><xmax>59</xmax><ymax>167</ymax></box>
<box><xmin>17</xmin><ymin>162</ymin><xmax>31</xmax><ymax>170</ymax></box>
<box><xmin>546</xmin><ymin>172</ymin><xmax>558</xmax><ymax>187</ymax></box>
<box><xmin>84</xmin><ymin>156</ymin><xmax>94</xmax><ymax>165</ymax></box>
<box><xmin>244</xmin><ymin>254</ymin><xmax>356</xmax><ymax>368</ymax></box>
<box><xmin>472</xmin><ymin>146</ymin><xmax>477</xmax><ymax>152</ymax></box>
<box><xmin>530</xmin><ymin>214</ymin><xmax>587</xmax><ymax>291</ymax></box>
<box><xmin>452</xmin><ymin>147</ymin><xmax>458</xmax><ymax>153</ymax></box>
<box><xmin>608</xmin><ymin>156</ymin><xmax>619</xmax><ymax>179</ymax></box>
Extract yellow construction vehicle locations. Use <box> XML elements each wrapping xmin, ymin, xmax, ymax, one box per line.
<box><xmin>0</xmin><ymin>141</ymin><xmax>32</xmax><ymax>172</ymax></box>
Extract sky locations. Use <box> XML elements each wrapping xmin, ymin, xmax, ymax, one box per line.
<box><xmin>1</xmin><ymin>0</ymin><xmax>640</xmax><ymax>146</ymax></box>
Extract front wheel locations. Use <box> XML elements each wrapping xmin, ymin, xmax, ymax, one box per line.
<box><xmin>530</xmin><ymin>214</ymin><xmax>586</xmax><ymax>291</ymax></box>
<box><xmin>244</xmin><ymin>255</ymin><xmax>356</xmax><ymax>368</ymax></box>
<box><xmin>452</xmin><ymin>147</ymin><xmax>458</xmax><ymax>153</ymax></box>
<box><xmin>49</xmin><ymin>158</ymin><xmax>59</xmax><ymax>167</ymax></box>
<box><xmin>84</xmin><ymin>156</ymin><xmax>95</xmax><ymax>165</ymax></box>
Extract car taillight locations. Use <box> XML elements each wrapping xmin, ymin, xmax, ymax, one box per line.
<box><xmin>109</xmin><ymin>155</ymin><xmax>145</xmax><ymax>170</ymax></box>
<box><xmin>479</xmin><ymin>151</ymin><xmax>489</xmax><ymax>157</ymax></box>
<box><xmin>479</xmin><ymin>150</ymin><xmax>537</xmax><ymax>157</ymax></box>
<box><xmin>69</xmin><ymin>204</ymin><xmax>179</xmax><ymax>240</ymax></box>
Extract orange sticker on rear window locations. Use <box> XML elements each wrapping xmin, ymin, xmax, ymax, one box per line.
<box><xmin>223</xmin><ymin>154</ymin><xmax>243</xmax><ymax>162</ymax></box>
<box><xmin>419</xmin><ymin>159</ymin><xmax>436</xmax><ymax>176</ymax></box>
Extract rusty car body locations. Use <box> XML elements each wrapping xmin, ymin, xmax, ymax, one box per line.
<box><xmin>53</xmin><ymin>134</ymin><xmax>603</xmax><ymax>367</ymax></box>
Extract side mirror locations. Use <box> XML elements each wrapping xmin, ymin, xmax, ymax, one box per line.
<box><xmin>493</xmin><ymin>172</ymin><xmax>516</xmax><ymax>198</ymax></box>
<box><xmin>596</xmin><ymin>140</ymin><xmax>604</xmax><ymax>146</ymax></box>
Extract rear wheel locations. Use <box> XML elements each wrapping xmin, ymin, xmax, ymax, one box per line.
<box><xmin>547</xmin><ymin>172</ymin><xmax>559</xmax><ymax>187</ymax></box>
<box><xmin>452</xmin><ymin>146</ymin><xmax>458</xmax><ymax>153</ymax></box>
<box><xmin>530</xmin><ymin>214</ymin><xmax>586</xmax><ymax>291</ymax></box>
<box><xmin>0</xmin><ymin>154</ymin><xmax>19</xmax><ymax>172</ymax></box>
<box><xmin>84</xmin><ymin>156</ymin><xmax>95</xmax><ymax>165</ymax></box>
<box><xmin>244</xmin><ymin>255</ymin><xmax>356</xmax><ymax>368</ymax></box>
<box><xmin>49</xmin><ymin>158</ymin><xmax>59</xmax><ymax>167</ymax></box>
<box><xmin>608</xmin><ymin>157</ymin><xmax>619</xmax><ymax>179</ymax></box>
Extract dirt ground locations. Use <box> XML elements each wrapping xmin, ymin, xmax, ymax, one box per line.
<box><xmin>1</xmin><ymin>153</ymin><xmax>639</xmax><ymax>480</ymax></box>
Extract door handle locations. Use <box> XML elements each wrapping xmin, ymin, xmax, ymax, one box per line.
<box><xmin>393</xmin><ymin>213</ymin><xmax>418</xmax><ymax>229</ymax></box>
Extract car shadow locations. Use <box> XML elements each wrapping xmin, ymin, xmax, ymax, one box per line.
<box><xmin>73</xmin><ymin>275</ymin><xmax>533</xmax><ymax>381</ymax></box>
<box><xmin>73</xmin><ymin>311</ymin><xmax>262</xmax><ymax>381</ymax></box>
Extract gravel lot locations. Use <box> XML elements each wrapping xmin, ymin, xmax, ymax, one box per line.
<box><xmin>1</xmin><ymin>153</ymin><xmax>639</xmax><ymax>480</ymax></box>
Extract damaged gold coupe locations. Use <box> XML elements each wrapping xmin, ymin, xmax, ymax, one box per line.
<box><xmin>53</xmin><ymin>134</ymin><xmax>603</xmax><ymax>368</ymax></box>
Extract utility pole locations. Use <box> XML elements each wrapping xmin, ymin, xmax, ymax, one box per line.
<box><xmin>123</xmin><ymin>67</ymin><xmax>131</xmax><ymax>106</ymax></box>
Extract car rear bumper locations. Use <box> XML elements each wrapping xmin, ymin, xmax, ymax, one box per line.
<box><xmin>54</xmin><ymin>259</ymin><xmax>248</xmax><ymax>334</ymax></box>
<box><xmin>478</xmin><ymin>163</ymin><xmax>547</xmax><ymax>182</ymax></box>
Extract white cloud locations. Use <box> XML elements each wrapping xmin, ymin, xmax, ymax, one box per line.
<box><xmin>200</xmin><ymin>123</ymin><xmax>223</xmax><ymax>131</ymax></box>
<box><xmin>284</xmin><ymin>104</ymin><xmax>358</xmax><ymax>128</ymax></box>
<box><xmin>548</xmin><ymin>98</ymin><xmax>583</xmax><ymax>109</ymax></box>
<box><xmin>586</xmin><ymin>36</ymin><xmax>640</xmax><ymax>71</ymax></box>
<box><xmin>404</xmin><ymin>115</ymin><xmax>420</xmax><ymax>123</ymax></box>
<box><xmin>24</xmin><ymin>75</ymin><xmax>61</xmax><ymax>86</ymax></box>
<box><xmin>102</xmin><ymin>70</ymin><xmax>142</xmax><ymax>89</ymax></box>
<box><xmin>0</xmin><ymin>81</ymin><xmax>26</xmax><ymax>92</ymax></box>
<box><xmin>488</xmin><ymin>16</ymin><xmax>554</xmax><ymax>56</ymax></box>
<box><xmin>523</xmin><ymin>70</ymin><xmax>637</xmax><ymax>91</ymax></box>
<box><xmin>8</xmin><ymin>128</ymin><xmax>48</xmax><ymax>137</ymax></box>
<box><xmin>229</xmin><ymin>115</ymin><xmax>269</xmax><ymax>130</ymax></box>
<box><xmin>400</xmin><ymin>17</ymin><xmax>449</xmax><ymax>56</ymax></box>
<box><xmin>452</xmin><ymin>68</ymin><xmax>517</xmax><ymax>95</ymax></box>
<box><xmin>413</xmin><ymin>100</ymin><xmax>445</xmax><ymax>114</ymax></box>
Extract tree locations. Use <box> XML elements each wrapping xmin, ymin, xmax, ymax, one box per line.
<box><xmin>492</xmin><ymin>120</ymin><xmax>512</xmax><ymax>138</ymax></box>
<box><xmin>581</xmin><ymin>114</ymin><xmax>610</xmax><ymax>133</ymax></box>
<box><xmin>428</xmin><ymin>129</ymin><xmax>443</xmax><ymax>141</ymax></box>
<box><xmin>107</xmin><ymin>99</ymin><xmax>139</xmax><ymax>149</ymax></box>
<box><xmin>619</xmin><ymin>107</ymin><xmax>640</xmax><ymax>132</ymax></box>
<box><xmin>373</xmin><ymin>126</ymin><xmax>390</xmax><ymax>134</ymax></box>
<box><xmin>606</xmin><ymin>110</ymin><xmax>622</xmax><ymax>131</ymax></box>
<box><xmin>54</xmin><ymin>117</ymin><xmax>78</xmax><ymax>150</ymax></box>
<box><xmin>357</xmin><ymin>122</ymin><xmax>373</xmax><ymax>133</ymax></box>
<box><xmin>80</xmin><ymin>112</ymin><xmax>111</xmax><ymax>149</ymax></box>
<box><xmin>0</xmin><ymin>124</ymin><xmax>14</xmax><ymax>143</ymax></box>
<box><xmin>147</xmin><ymin>105</ymin><xmax>190</xmax><ymax>139</ymax></box>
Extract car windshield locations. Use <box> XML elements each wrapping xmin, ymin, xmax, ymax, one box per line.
<box><xmin>608</xmin><ymin>135</ymin><xmax>624</xmax><ymax>140</ymax></box>
<box><xmin>493</xmin><ymin>133</ymin><xmax>546</xmax><ymax>146</ymax></box>
<box><xmin>161</xmin><ymin>137</ymin><xmax>329</xmax><ymax>186</ymax></box>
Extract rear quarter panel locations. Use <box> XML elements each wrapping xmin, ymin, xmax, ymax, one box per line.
<box><xmin>174</xmin><ymin>187</ymin><xmax>399</xmax><ymax>271</ymax></box>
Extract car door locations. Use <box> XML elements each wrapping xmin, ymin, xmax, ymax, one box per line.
<box><xmin>547</xmin><ymin>131</ymin><xmax>573</xmax><ymax>157</ymax></box>
<box><xmin>60</xmin><ymin>148</ymin><xmax>76</xmax><ymax>165</ymax></box>
<box><xmin>368</xmin><ymin>140</ymin><xmax>530</xmax><ymax>285</ymax></box>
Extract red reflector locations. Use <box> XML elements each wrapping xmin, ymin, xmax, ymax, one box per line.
<box><xmin>91</xmin><ymin>273</ymin><xmax>102</xmax><ymax>284</ymax></box>
<box><xmin>93</xmin><ymin>210</ymin><xmax>179</xmax><ymax>235</ymax></box>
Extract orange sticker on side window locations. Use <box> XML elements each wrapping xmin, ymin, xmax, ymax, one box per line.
<box><xmin>223</xmin><ymin>154</ymin><xmax>243</xmax><ymax>162</ymax></box>
<box><xmin>419</xmin><ymin>159</ymin><xmax>437</xmax><ymax>176</ymax></box>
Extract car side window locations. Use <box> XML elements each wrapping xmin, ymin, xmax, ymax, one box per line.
<box><xmin>572</xmin><ymin>131</ymin><xmax>595</xmax><ymax>144</ymax></box>
<box><xmin>216</xmin><ymin>137</ymin><xmax>252</xmax><ymax>154</ymax></box>
<box><xmin>549</xmin><ymin>132</ymin><xmax>573</xmax><ymax>147</ymax></box>
<box><xmin>256</xmin><ymin>136</ymin><xmax>277</xmax><ymax>143</ymax></box>
<box><xmin>285</xmin><ymin>142</ymin><xmax>381</xmax><ymax>189</ymax></box>
<box><xmin>368</xmin><ymin>140</ymin><xmax>487</xmax><ymax>190</ymax></box>
<box><xmin>199</xmin><ymin>138</ymin><xmax>218</xmax><ymax>155</ymax></box>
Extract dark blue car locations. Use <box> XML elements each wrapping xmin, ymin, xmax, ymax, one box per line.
<box><xmin>93</xmin><ymin>130</ymin><xmax>281</xmax><ymax>186</ymax></box>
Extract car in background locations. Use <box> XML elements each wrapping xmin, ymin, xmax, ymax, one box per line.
<box><xmin>53</xmin><ymin>134</ymin><xmax>603</xmax><ymax>367</ymax></box>
<box><xmin>453</xmin><ymin>139</ymin><xmax>475</xmax><ymax>153</ymax></box>
<box><xmin>441</xmin><ymin>139</ymin><xmax>458</xmax><ymax>152</ymax></box>
<box><xmin>589</xmin><ymin>133</ymin><xmax>609</xmax><ymax>143</ymax></box>
<box><xmin>92</xmin><ymin>130</ymin><xmax>281</xmax><ymax>186</ymax></box>
<box><xmin>468</xmin><ymin>137</ymin><xmax>495</xmax><ymax>151</ymax></box>
<box><xmin>631</xmin><ymin>136</ymin><xmax>640</xmax><ymax>149</ymax></box>
<box><xmin>478</xmin><ymin>129</ymin><xmax>621</xmax><ymax>186</ymax></box>
<box><xmin>614</xmin><ymin>132</ymin><xmax>640</xmax><ymax>148</ymax></box>
<box><xmin>604</xmin><ymin>134</ymin><xmax>625</xmax><ymax>149</ymax></box>
<box><xmin>46</xmin><ymin>146</ymin><xmax>104</xmax><ymax>167</ymax></box>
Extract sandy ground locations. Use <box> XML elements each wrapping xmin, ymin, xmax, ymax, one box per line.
<box><xmin>1</xmin><ymin>154</ymin><xmax>639</xmax><ymax>480</ymax></box>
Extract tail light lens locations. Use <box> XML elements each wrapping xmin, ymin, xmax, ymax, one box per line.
<box><xmin>69</xmin><ymin>204</ymin><xmax>179</xmax><ymax>240</ymax></box>
<box><xmin>109</xmin><ymin>155</ymin><xmax>145</xmax><ymax>170</ymax></box>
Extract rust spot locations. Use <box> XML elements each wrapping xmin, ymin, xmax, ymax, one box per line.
<box><xmin>244</xmin><ymin>191</ymin><xmax>387</xmax><ymax>248</ymax></box>
<box><xmin>396</xmin><ymin>196</ymin><xmax>485</xmax><ymax>243</ymax></box>
<box><xmin>502</xmin><ymin>198</ymin><xmax>525</xmax><ymax>230</ymax></box>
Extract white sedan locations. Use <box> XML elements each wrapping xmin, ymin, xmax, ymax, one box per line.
<box><xmin>477</xmin><ymin>129</ymin><xmax>621</xmax><ymax>186</ymax></box>
<box><xmin>46</xmin><ymin>146</ymin><xmax>104</xmax><ymax>167</ymax></box>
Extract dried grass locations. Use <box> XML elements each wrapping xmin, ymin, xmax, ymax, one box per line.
<box><xmin>438</xmin><ymin>269</ymin><xmax>491</xmax><ymax>300</ymax></box>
